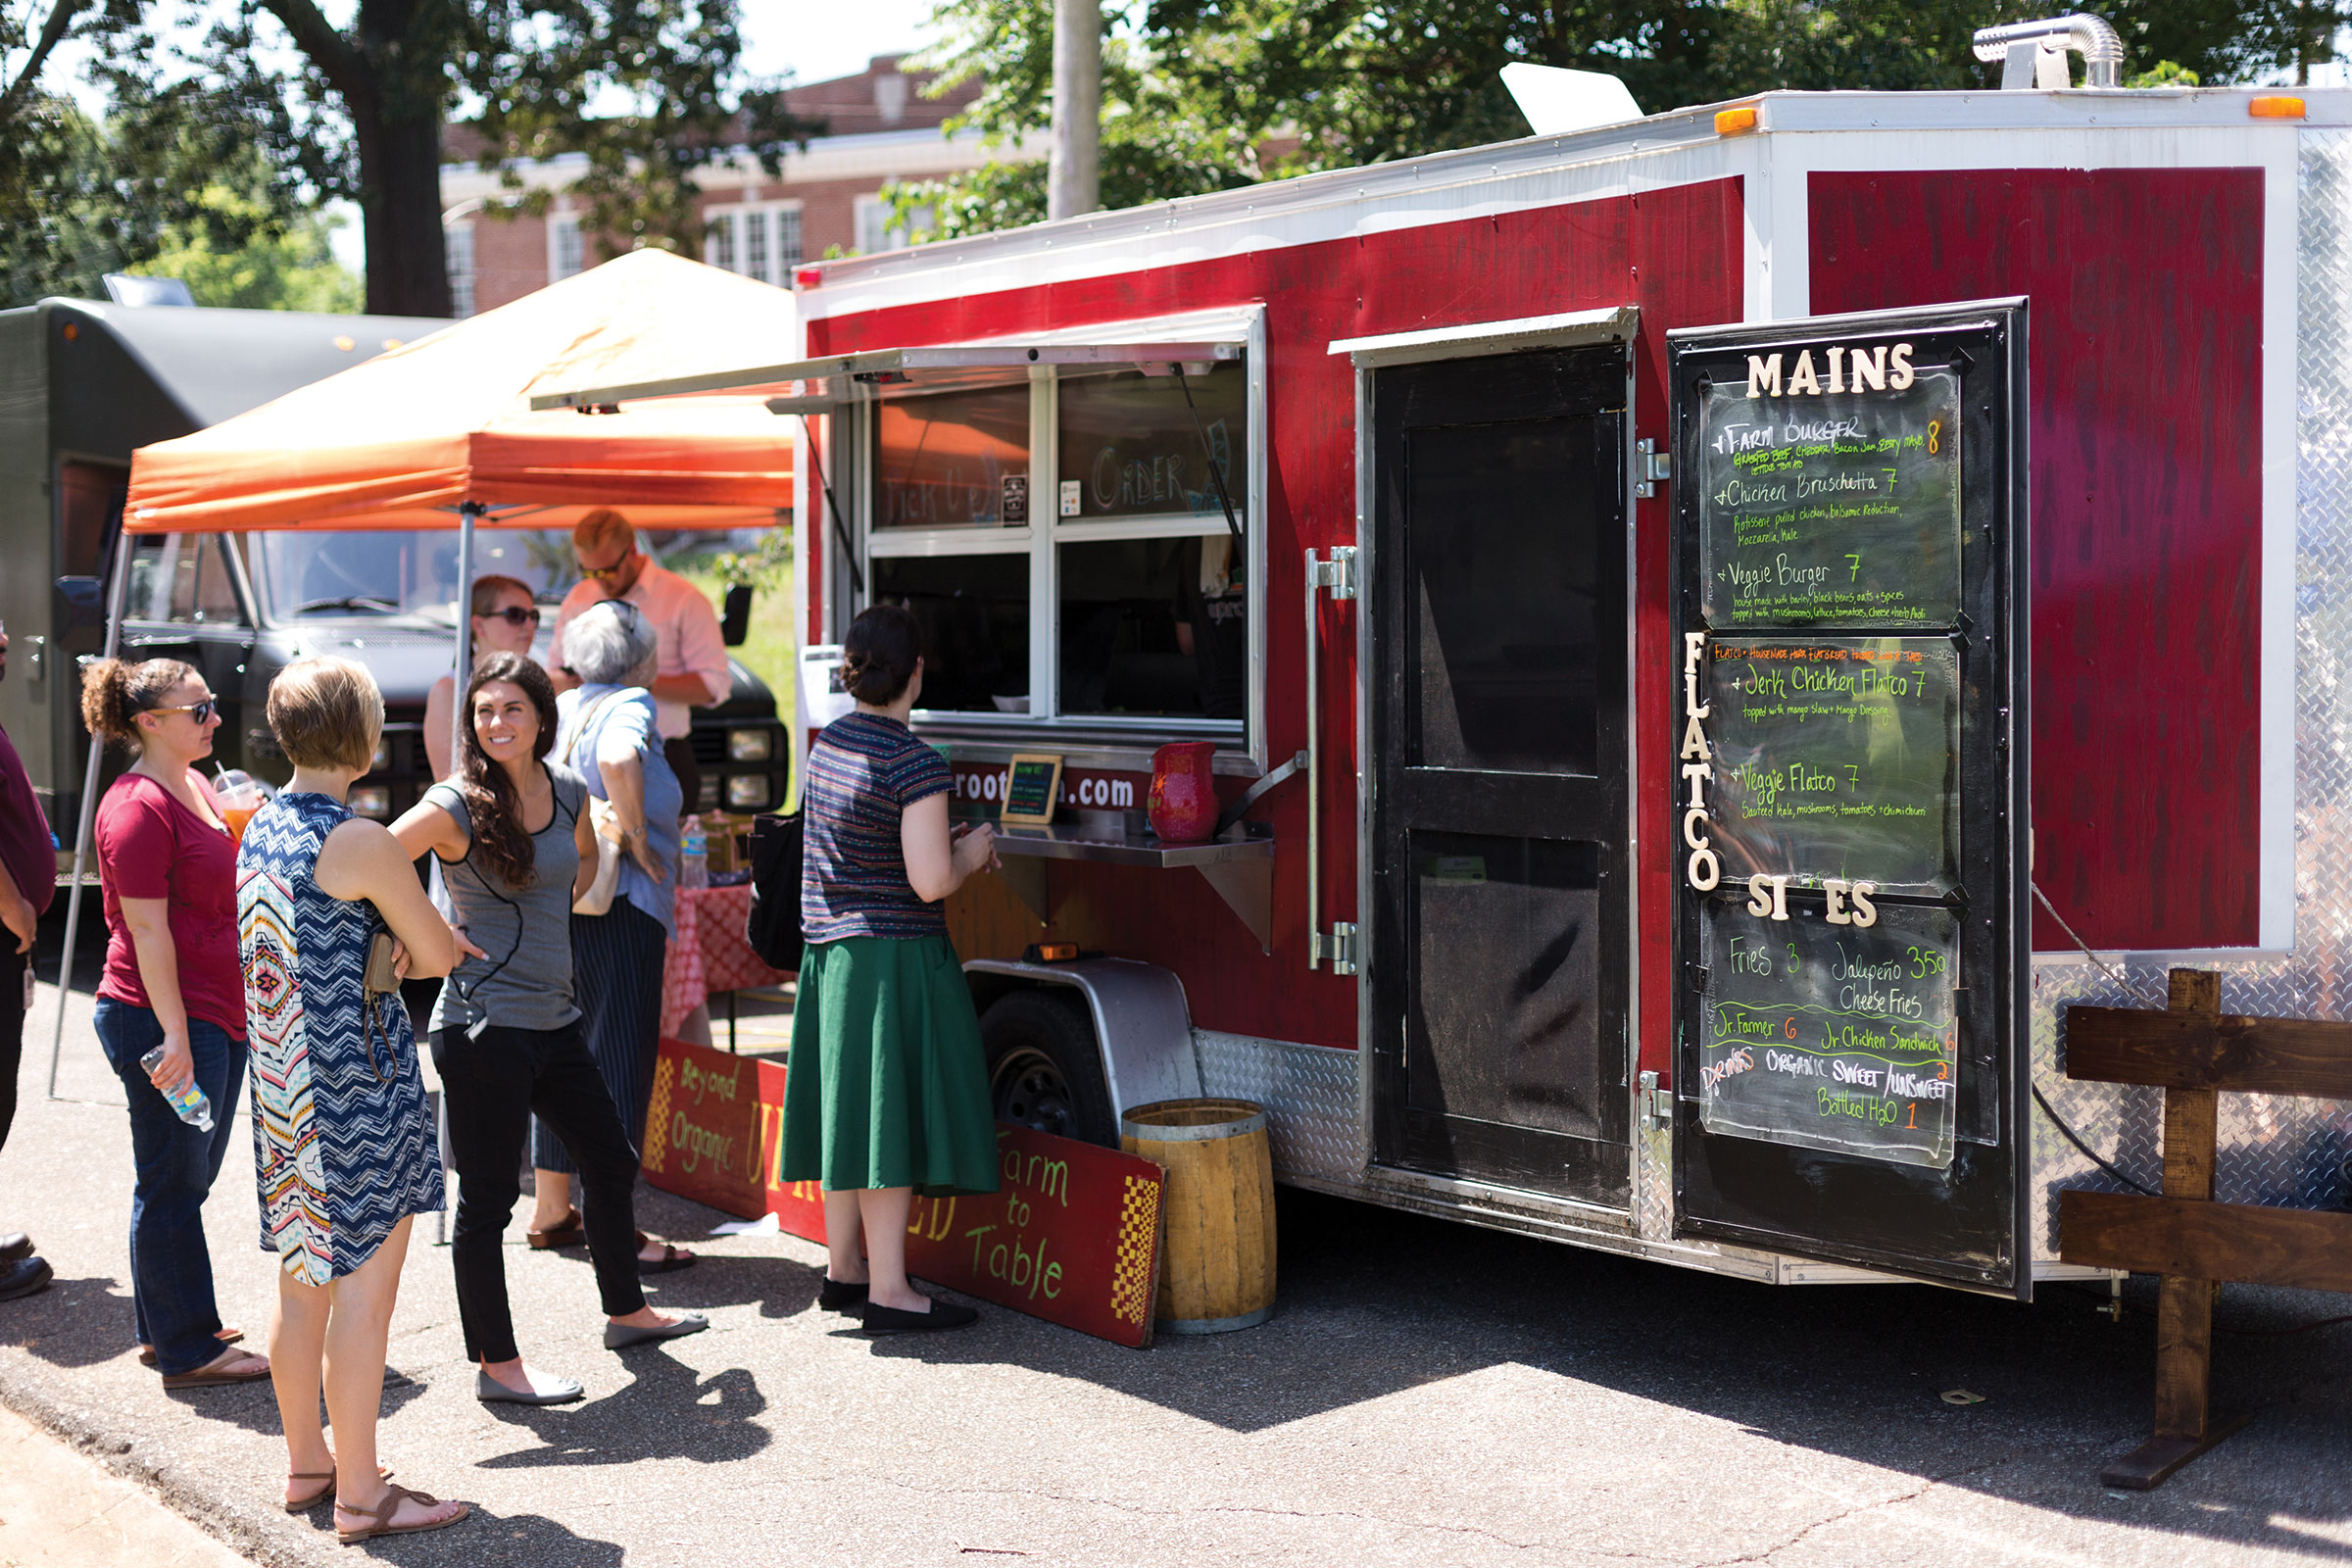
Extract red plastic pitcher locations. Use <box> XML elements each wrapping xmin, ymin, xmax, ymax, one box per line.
<box><xmin>1148</xmin><ymin>742</ymin><xmax>1218</xmax><ymax>843</ymax></box>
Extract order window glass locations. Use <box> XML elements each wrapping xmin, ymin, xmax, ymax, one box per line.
<box><xmin>876</xmin><ymin>385</ymin><xmax>1031</xmax><ymax>530</ymax></box>
<box><xmin>1058</xmin><ymin>536</ymin><xmax>1246</xmax><ymax>719</ymax></box>
<box><xmin>1056</xmin><ymin>364</ymin><xmax>1246</xmax><ymax>521</ymax></box>
<box><xmin>873</xmin><ymin>554</ymin><xmax>1031</xmax><ymax>713</ymax></box>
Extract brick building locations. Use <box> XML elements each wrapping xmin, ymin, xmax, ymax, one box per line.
<box><xmin>438</xmin><ymin>55</ymin><xmax>1022</xmax><ymax>316</ymax></box>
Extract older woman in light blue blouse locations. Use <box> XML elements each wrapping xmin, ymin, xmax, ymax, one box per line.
<box><xmin>525</xmin><ymin>599</ymin><xmax>693</xmax><ymax>1273</ymax></box>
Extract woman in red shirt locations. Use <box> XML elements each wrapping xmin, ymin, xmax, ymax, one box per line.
<box><xmin>81</xmin><ymin>657</ymin><xmax>269</xmax><ymax>1388</ymax></box>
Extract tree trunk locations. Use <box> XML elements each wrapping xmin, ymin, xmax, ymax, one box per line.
<box><xmin>355</xmin><ymin>97</ymin><xmax>452</xmax><ymax>318</ymax></box>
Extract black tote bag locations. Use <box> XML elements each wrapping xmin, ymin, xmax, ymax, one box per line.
<box><xmin>745</xmin><ymin>809</ymin><xmax>805</xmax><ymax>972</ymax></box>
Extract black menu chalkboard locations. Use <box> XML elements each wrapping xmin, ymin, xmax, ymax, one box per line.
<box><xmin>1699</xmin><ymin>899</ymin><xmax>1960</xmax><ymax>1169</ymax></box>
<box><xmin>1702</xmin><ymin>637</ymin><xmax>1959</xmax><ymax>893</ymax></box>
<box><xmin>1696</xmin><ymin>368</ymin><xmax>1961</xmax><ymax>629</ymax></box>
<box><xmin>1670</xmin><ymin>305</ymin><xmax>2028</xmax><ymax>1290</ymax></box>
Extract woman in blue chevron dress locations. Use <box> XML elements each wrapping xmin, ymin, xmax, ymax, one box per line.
<box><xmin>235</xmin><ymin>658</ymin><xmax>473</xmax><ymax>1544</ymax></box>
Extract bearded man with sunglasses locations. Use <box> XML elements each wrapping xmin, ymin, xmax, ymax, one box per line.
<box><xmin>549</xmin><ymin>510</ymin><xmax>729</xmax><ymax>817</ymax></box>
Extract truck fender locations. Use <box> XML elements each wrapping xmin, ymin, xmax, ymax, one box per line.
<box><xmin>961</xmin><ymin>957</ymin><xmax>1201</xmax><ymax>1115</ymax></box>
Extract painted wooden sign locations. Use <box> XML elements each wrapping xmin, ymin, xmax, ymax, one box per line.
<box><xmin>642</xmin><ymin>1038</ymin><xmax>1168</xmax><ymax>1347</ymax></box>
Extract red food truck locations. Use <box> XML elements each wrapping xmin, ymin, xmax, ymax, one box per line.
<box><xmin>539</xmin><ymin>42</ymin><xmax>2349</xmax><ymax>1300</ymax></box>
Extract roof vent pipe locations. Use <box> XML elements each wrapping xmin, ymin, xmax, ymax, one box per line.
<box><xmin>1972</xmin><ymin>14</ymin><xmax>2124</xmax><ymax>89</ymax></box>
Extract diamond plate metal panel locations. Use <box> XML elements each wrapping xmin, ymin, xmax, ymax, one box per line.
<box><xmin>1637</xmin><ymin>1111</ymin><xmax>1674</xmax><ymax>1242</ymax></box>
<box><xmin>1191</xmin><ymin>1030</ymin><xmax>1365</xmax><ymax>1183</ymax></box>
<box><xmin>2027</xmin><ymin>129</ymin><xmax>2352</xmax><ymax>1263</ymax></box>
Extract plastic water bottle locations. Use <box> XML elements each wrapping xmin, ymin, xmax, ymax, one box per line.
<box><xmin>138</xmin><ymin>1045</ymin><xmax>214</xmax><ymax>1132</ymax></box>
<box><xmin>679</xmin><ymin>815</ymin><xmax>709</xmax><ymax>891</ymax></box>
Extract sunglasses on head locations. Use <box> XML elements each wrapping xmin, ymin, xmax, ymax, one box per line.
<box><xmin>482</xmin><ymin>606</ymin><xmax>542</xmax><ymax>626</ymax></box>
<box><xmin>148</xmin><ymin>698</ymin><xmax>217</xmax><ymax>724</ymax></box>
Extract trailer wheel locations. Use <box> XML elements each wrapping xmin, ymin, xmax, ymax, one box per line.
<box><xmin>980</xmin><ymin>988</ymin><xmax>1116</xmax><ymax>1148</ymax></box>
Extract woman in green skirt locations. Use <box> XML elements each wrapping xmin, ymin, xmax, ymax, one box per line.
<box><xmin>781</xmin><ymin>605</ymin><xmax>1001</xmax><ymax>1334</ymax></box>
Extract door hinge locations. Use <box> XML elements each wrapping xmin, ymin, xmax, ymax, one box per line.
<box><xmin>1307</xmin><ymin>545</ymin><xmax>1357</xmax><ymax>600</ymax></box>
<box><xmin>1640</xmin><ymin>1069</ymin><xmax>1674</xmax><ymax>1132</ymax></box>
<box><xmin>1636</xmin><ymin>439</ymin><xmax>1671</xmax><ymax>500</ymax></box>
<box><xmin>1313</xmin><ymin>921</ymin><xmax>1359</xmax><ymax>976</ymax></box>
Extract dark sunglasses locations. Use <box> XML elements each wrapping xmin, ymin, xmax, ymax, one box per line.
<box><xmin>147</xmin><ymin>698</ymin><xmax>218</xmax><ymax>724</ymax></box>
<box><xmin>481</xmin><ymin>606</ymin><xmax>543</xmax><ymax>626</ymax></box>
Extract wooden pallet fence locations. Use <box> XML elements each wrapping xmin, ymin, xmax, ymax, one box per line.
<box><xmin>2060</xmin><ymin>967</ymin><xmax>2352</xmax><ymax>1489</ymax></box>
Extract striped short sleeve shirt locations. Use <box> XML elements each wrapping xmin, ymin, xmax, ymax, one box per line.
<box><xmin>801</xmin><ymin>712</ymin><xmax>955</xmax><ymax>942</ymax></box>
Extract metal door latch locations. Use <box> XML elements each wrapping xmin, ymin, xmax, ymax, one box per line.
<box><xmin>1640</xmin><ymin>1069</ymin><xmax>1674</xmax><ymax>1132</ymax></box>
<box><xmin>1635</xmin><ymin>440</ymin><xmax>1672</xmax><ymax>499</ymax></box>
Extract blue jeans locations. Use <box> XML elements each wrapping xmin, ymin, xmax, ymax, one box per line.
<box><xmin>92</xmin><ymin>1000</ymin><xmax>247</xmax><ymax>1376</ymax></box>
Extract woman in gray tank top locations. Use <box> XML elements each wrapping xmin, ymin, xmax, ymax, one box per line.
<box><xmin>390</xmin><ymin>654</ymin><xmax>705</xmax><ymax>1406</ymax></box>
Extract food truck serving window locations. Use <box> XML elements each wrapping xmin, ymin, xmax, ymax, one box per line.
<box><xmin>858</xmin><ymin>343</ymin><xmax>1258</xmax><ymax>748</ymax></box>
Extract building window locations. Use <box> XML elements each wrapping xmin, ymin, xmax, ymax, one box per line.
<box><xmin>704</xmin><ymin>203</ymin><xmax>803</xmax><ymax>284</ymax></box>
<box><xmin>858</xmin><ymin>354</ymin><xmax>1255</xmax><ymax>738</ymax></box>
<box><xmin>445</xmin><ymin>224</ymin><xmax>475</xmax><ymax>318</ymax></box>
<box><xmin>745</xmin><ymin>208</ymin><xmax>769</xmax><ymax>282</ymax></box>
<box><xmin>854</xmin><ymin>194</ymin><xmax>891</xmax><ymax>257</ymax></box>
<box><xmin>549</xmin><ymin>213</ymin><xmax>583</xmax><ymax>281</ymax></box>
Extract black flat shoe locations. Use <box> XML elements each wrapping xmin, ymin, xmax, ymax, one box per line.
<box><xmin>0</xmin><ymin>1233</ymin><xmax>31</xmax><ymax>1265</ymax></box>
<box><xmin>861</xmin><ymin>1299</ymin><xmax>978</xmax><ymax>1336</ymax></box>
<box><xmin>0</xmin><ymin>1255</ymin><xmax>51</xmax><ymax>1301</ymax></box>
<box><xmin>817</xmin><ymin>1278</ymin><xmax>868</xmax><ymax>1314</ymax></box>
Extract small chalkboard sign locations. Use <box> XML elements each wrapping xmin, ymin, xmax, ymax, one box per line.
<box><xmin>1703</xmin><ymin>636</ymin><xmax>1959</xmax><ymax>893</ymax></box>
<box><xmin>1000</xmin><ymin>753</ymin><xmax>1064</xmax><ymax>826</ymax></box>
<box><xmin>1695</xmin><ymin>366</ymin><xmax>1963</xmax><ymax>630</ymax></box>
<box><xmin>1698</xmin><ymin>898</ymin><xmax>1960</xmax><ymax>1169</ymax></box>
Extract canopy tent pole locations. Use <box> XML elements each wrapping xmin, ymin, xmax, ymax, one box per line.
<box><xmin>450</xmin><ymin>501</ymin><xmax>481</xmax><ymax>762</ymax></box>
<box><xmin>47</xmin><ymin>522</ymin><xmax>136</xmax><ymax>1099</ymax></box>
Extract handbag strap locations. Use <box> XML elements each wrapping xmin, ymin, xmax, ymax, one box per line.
<box><xmin>563</xmin><ymin>690</ymin><xmax>627</xmax><ymax>771</ymax></box>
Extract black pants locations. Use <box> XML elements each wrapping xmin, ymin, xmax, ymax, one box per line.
<box><xmin>432</xmin><ymin>1020</ymin><xmax>646</xmax><ymax>1364</ymax></box>
<box><xmin>537</xmin><ymin>898</ymin><xmax>665</xmax><ymax>1172</ymax></box>
<box><xmin>1</xmin><ymin>944</ymin><xmax>24</xmax><ymax>1159</ymax></box>
<box><xmin>662</xmin><ymin>734</ymin><xmax>703</xmax><ymax>818</ymax></box>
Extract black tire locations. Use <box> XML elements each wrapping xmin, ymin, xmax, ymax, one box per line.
<box><xmin>980</xmin><ymin>988</ymin><xmax>1117</xmax><ymax>1148</ymax></box>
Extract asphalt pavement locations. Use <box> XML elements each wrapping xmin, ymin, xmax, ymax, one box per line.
<box><xmin>7</xmin><ymin>961</ymin><xmax>2352</xmax><ymax>1567</ymax></box>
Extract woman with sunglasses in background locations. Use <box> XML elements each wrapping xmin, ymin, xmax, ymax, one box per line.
<box><xmin>423</xmin><ymin>575</ymin><xmax>543</xmax><ymax>781</ymax></box>
<box><xmin>80</xmin><ymin>658</ymin><xmax>270</xmax><ymax>1389</ymax></box>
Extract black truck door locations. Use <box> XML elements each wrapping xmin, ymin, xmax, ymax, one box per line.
<box><xmin>1666</xmin><ymin>305</ymin><xmax>2033</xmax><ymax>1295</ymax></box>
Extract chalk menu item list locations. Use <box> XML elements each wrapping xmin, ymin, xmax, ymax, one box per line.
<box><xmin>1698</xmin><ymin>900</ymin><xmax>1960</xmax><ymax>1169</ymax></box>
<box><xmin>1703</xmin><ymin>637</ymin><xmax>1959</xmax><ymax>894</ymax></box>
<box><xmin>1696</xmin><ymin>369</ymin><xmax>1962</xmax><ymax>630</ymax></box>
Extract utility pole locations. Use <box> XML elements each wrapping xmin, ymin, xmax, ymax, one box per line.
<box><xmin>1048</xmin><ymin>0</ymin><xmax>1101</xmax><ymax>220</ymax></box>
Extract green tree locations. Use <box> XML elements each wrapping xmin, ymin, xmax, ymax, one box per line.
<box><xmin>42</xmin><ymin>0</ymin><xmax>821</xmax><ymax>316</ymax></box>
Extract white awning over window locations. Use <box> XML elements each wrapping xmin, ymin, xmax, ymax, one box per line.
<box><xmin>530</xmin><ymin>306</ymin><xmax>1260</xmax><ymax>413</ymax></box>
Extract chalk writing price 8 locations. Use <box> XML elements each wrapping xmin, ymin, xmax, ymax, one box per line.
<box><xmin>1698</xmin><ymin>899</ymin><xmax>1959</xmax><ymax>1169</ymax></box>
<box><xmin>1696</xmin><ymin>366</ymin><xmax>1962</xmax><ymax>630</ymax></box>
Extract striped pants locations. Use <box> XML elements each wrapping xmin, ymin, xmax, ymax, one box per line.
<box><xmin>536</xmin><ymin>896</ymin><xmax>667</xmax><ymax>1174</ymax></box>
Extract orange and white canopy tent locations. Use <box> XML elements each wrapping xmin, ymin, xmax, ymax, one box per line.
<box><xmin>122</xmin><ymin>247</ymin><xmax>795</xmax><ymax>535</ymax></box>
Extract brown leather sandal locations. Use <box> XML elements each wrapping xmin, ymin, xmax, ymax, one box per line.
<box><xmin>139</xmin><ymin>1327</ymin><xmax>245</xmax><ymax>1369</ymax></box>
<box><xmin>160</xmin><ymin>1348</ymin><xmax>270</xmax><ymax>1389</ymax></box>
<box><xmin>284</xmin><ymin>1463</ymin><xmax>392</xmax><ymax>1514</ymax></box>
<box><xmin>526</xmin><ymin>1209</ymin><xmax>585</xmax><ymax>1250</ymax></box>
<box><xmin>333</xmin><ymin>1484</ymin><xmax>469</xmax><ymax>1544</ymax></box>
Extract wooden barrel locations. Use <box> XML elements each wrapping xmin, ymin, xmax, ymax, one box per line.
<box><xmin>1120</xmin><ymin>1099</ymin><xmax>1276</xmax><ymax>1334</ymax></box>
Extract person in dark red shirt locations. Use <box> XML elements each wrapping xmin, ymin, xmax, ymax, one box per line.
<box><xmin>0</xmin><ymin>621</ymin><xmax>57</xmax><ymax>1302</ymax></box>
<box><xmin>80</xmin><ymin>656</ymin><xmax>268</xmax><ymax>1387</ymax></box>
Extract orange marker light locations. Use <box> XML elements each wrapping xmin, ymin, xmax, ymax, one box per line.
<box><xmin>1715</xmin><ymin>107</ymin><xmax>1759</xmax><ymax>136</ymax></box>
<box><xmin>333</xmin><ymin>335</ymin><xmax>356</xmax><ymax>351</ymax></box>
<box><xmin>2251</xmin><ymin>95</ymin><xmax>2307</xmax><ymax>119</ymax></box>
